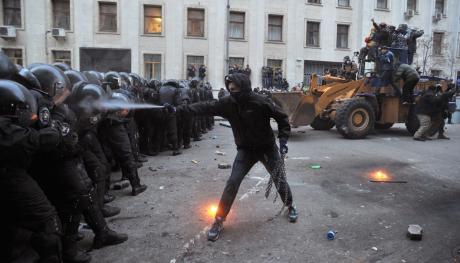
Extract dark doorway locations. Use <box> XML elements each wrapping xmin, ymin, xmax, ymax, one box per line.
<box><xmin>80</xmin><ymin>48</ymin><xmax>131</xmax><ymax>72</ymax></box>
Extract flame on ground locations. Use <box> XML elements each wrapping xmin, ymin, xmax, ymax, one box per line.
<box><xmin>370</xmin><ymin>170</ymin><xmax>391</xmax><ymax>181</ymax></box>
<box><xmin>208</xmin><ymin>205</ymin><xmax>218</xmax><ymax>217</ymax></box>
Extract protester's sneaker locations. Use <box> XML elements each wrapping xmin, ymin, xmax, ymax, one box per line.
<box><xmin>287</xmin><ymin>205</ymin><xmax>298</xmax><ymax>223</ymax></box>
<box><xmin>207</xmin><ymin>217</ymin><xmax>224</xmax><ymax>242</ymax></box>
<box><xmin>413</xmin><ymin>137</ymin><xmax>426</xmax><ymax>141</ymax></box>
<box><xmin>438</xmin><ymin>134</ymin><xmax>450</xmax><ymax>140</ymax></box>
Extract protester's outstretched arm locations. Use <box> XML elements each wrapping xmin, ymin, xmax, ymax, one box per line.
<box><xmin>187</xmin><ymin>99</ymin><xmax>226</xmax><ymax>117</ymax></box>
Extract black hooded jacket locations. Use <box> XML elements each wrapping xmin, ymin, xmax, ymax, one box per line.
<box><xmin>187</xmin><ymin>73</ymin><xmax>290</xmax><ymax>150</ymax></box>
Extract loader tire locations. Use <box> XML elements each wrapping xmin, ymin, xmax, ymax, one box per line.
<box><xmin>336</xmin><ymin>98</ymin><xmax>375</xmax><ymax>139</ymax></box>
<box><xmin>310</xmin><ymin>116</ymin><xmax>335</xmax><ymax>130</ymax></box>
<box><xmin>375</xmin><ymin>123</ymin><xmax>394</xmax><ymax>129</ymax></box>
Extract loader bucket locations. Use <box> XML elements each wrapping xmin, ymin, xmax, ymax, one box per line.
<box><xmin>290</xmin><ymin>93</ymin><xmax>316</xmax><ymax>126</ymax></box>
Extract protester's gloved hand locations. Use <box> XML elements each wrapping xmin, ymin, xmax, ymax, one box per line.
<box><xmin>163</xmin><ymin>103</ymin><xmax>176</xmax><ymax>114</ymax></box>
<box><xmin>279</xmin><ymin>139</ymin><xmax>288</xmax><ymax>155</ymax></box>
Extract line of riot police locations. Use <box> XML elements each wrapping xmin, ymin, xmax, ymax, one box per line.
<box><xmin>0</xmin><ymin>51</ymin><xmax>214</xmax><ymax>263</ymax></box>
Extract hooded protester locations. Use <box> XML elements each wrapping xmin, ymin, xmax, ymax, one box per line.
<box><xmin>185</xmin><ymin>73</ymin><xmax>298</xmax><ymax>242</ymax></box>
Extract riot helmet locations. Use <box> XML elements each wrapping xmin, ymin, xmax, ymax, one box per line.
<box><xmin>0</xmin><ymin>80</ymin><xmax>38</xmax><ymax>127</ymax></box>
<box><xmin>0</xmin><ymin>51</ymin><xmax>19</xmax><ymax>80</ymax></box>
<box><xmin>53</xmin><ymin>62</ymin><xmax>72</xmax><ymax>72</ymax></box>
<box><xmin>16</xmin><ymin>68</ymin><xmax>42</xmax><ymax>91</ymax></box>
<box><xmin>68</xmin><ymin>82</ymin><xmax>107</xmax><ymax>129</ymax></box>
<box><xmin>64</xmin><ymin>70</ymin><xmax>89</xmax><ymax>86</ymax></box>
<box><xmin>28</xmin><ymin>64</ymin><xmax>72</xmax><ymax>105</ymax></box>
<box><xmin>83</xmin><ymin>71</ymin><xmax>103</xmax><ymax>86</ymax></box>
<box><xmin>104</xmin><ymin>71</ymin><xmax>122</xmax><ymax>90</ymax></box>
<box><xmin>119</xmin><ymin>72</ymin><xmax>131</xmax><ymax>90</ymax></box>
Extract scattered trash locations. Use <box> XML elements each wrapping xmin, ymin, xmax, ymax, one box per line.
<box><xmin>191</xmin><ymin>160</ymin><xmax>199</xmax><ymax>164</ymax></box>
<box><xmin>216</xmin><ymin>145</ymin><xmax>220</xmax><ymax>148</ymax></box>
<box><xmin>148</xmin><ymin>167</ymin><xmax>157</xmax><ymax>172</ymax></box>
<box><xmin>222</xmin><ymin>251</ymin><xmax>230</xmax><ymax>255</ymax></box>
<box><xmin>310</xmin><ymin>164</ymin><xmax>321</xmax><ymax>169</ymax></box>
<box><xmin>369</xmin><ymin>180</ymin><xmax>407</xmax><ymax>184</ymax></box>
<box><xmin>159</xmin><ymin>186</ymin><xmax>165</xmax><ymax>190</ymax></box>
<box><xmin>218</xmin><ymin>163</ymin><xmax>231</xmax><ymax>169</ymax></box>
<box><xmin>327</xmin><ymin>230</ymin><xmax>337</xmax><ymax>240</ymax></box>
<box><xmin>215</xmin><ymin>150</ymin><xmax>226</xmax><ymax>156</ymax></box>
<box><xmin>212</xmin><ymin>136</ymin><xmax>218</xmax><ymax>139</ymax></box>
<box><xmin>407</xmin><ymin>224</ymin><xmax>423</xmax><ymax>240</ymax></box>
<box><xmin>371</xmin><ymin>247</ymin><xmax>378</xmax><ymax>251</ymax></box>
<box><xmin>291</xmin><ymin>157</ymin><xmax>310</xmax><ymax>160</ymax></box>
<box><xmin>219</xmin><ymin>123</ymin><xmax>231</xmax><ymax>128</ymax></box>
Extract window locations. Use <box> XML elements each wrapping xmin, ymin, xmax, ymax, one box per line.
<box><xmin>435</xmin><ymin>0</ymin><xmax>444</xmax><ymax>14</ymax></box>
<box><xmin>433</xmin><ymin>32</ymin><xmax>443</xmax><ymax>55</ymax></box>
<box><xmin>336</xmin><ymin>24</ymin><xmax>349</xmax><ymax>49</ymax></box>
<box><xmin>268</xmin><ymin>15</ymin><xmax>283</xmax><ymax>42</ymax></box>
<box><xmin>267</xmin><ymin>59</ymin><xmax>282</xmax><ymax>71</ymax></box>
<box><xmin>376</xmin><ymin>0</ymin><xmax>388</xmax><ymax>9</ymax></box>
<box><xmin>407</xmin><ymin>0</ymin><xmax>416</xmax><ymax>11</ymax></box>
<box><xmin>2</xmin><ymin>0</ymin><xmax>21</xmax><ymax>27</ymax></box>
<box><xmin>229</xmin><ymin>57</ymin><xmax>244</xmax><ymax>69</ymax></box>
<box><xmin>338</xmin><ymin>0</ymin><xmax>350</xmax><ymax>7</ymax></box>
<box><xmin>144</xmin><ymin>5</ymin><xmax>162</xmax><ymax>34</ymax></box>
<box><xmin>431</xmin><ymin>69</ymin><xmax>442</xmax><ymax>77</ymax></box>
<box><xmin>229</xmin><ymin>11</ymin><xmax>245</xmax><ymax>39</ymax></box>
<box><xmin>186</xmin><ymin>55</ymin><xmax>204</xmax><ymax>74</ymax></box>
<box><xmin>308</xmin><ymin>0</ymin><xmax>321</xmax><ymax>4</ymax></box>
<box><xmin>187</xmin><ymin>8</ymin><xmax>205</xmax><ymax>37</ymax></box>
<box><xmin>144</xmin><ymin>54</ymin><xmax>161</xmax><ymax>80</ymax></box>
<box><xmin>52</xmin><ymin>0</ymin><xmax>70</xmax><ymax>30</ymax></box>
<box><xmin>99</xmin><ymin>2</ymin><xmax>117</xmax><ymax>32</ymax></box>
<box><xmin>2</xmin><ymin>48</ymin><xmax>23</xmax><ymax>66</ymax></box>
<box><xmin>306</xmin><ymin>21</ymin><xmax>320</xmax><ymax>47</ymax></box>
<box><xmin>52</xmin><ymin>50</ymin><xmax>71</xmax><ymax>67</ymax></box>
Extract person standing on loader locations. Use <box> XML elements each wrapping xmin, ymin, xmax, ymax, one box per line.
<box><xmin>185</xmin><ymin>73</ymin><xmax>298</xmax><ymax>242</ymax></box>
<box><xmin>392</xmin><ymin>63</ymin><xmax>420</xmax><ymax>104</ymax></box>
<box><xmin>378</xmin><ymin>46</ymin><xmax>400</xmax><ymax>96</ymax></box>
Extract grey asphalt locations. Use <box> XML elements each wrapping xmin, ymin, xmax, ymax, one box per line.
<box><xmin>87</xmin><ymin>122</ymin><xmax>460</xmax><ymax>263</ymax></box>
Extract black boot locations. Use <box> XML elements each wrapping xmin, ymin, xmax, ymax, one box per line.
<box><xmin>101</xmin><ymin>205</ymin><xmax>121</xmax><ymax>218</ymax></box>
<box><xmin>172</xmin><ymin>149</ymin><xmax>182</xmax><ymax>156</ymax></box>
<box><xmin>62</xmin><ymin>235</ymin><xmax>91</xmax><ymax>263</ymax></box>
<box><xmin>207</xmin><ymin>217</ymin><xmax>224</xmax><ymax>242</ymax></box>
<box><xmin>93</xmin><ymin>226</ymin><xmax>128</xmax><ymax>249</ymax></box>
<box><xmin>103</xmin><ymin>194</ymin><xmax>115</xmax><ymax>204</ymax></box>
<box><xmin>126</xmin><ymin>168</ymin><xmax>147</xmax><ymax>196</ymax></box>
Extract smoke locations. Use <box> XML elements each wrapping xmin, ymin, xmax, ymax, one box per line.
<box><xmin>95</xmin><ymin>100</ymin><xmax>164</xmax><ymax>111</ymax></box>
<box><xmin>77</xmin><ymin>97</ymin><xmax>164</xmax><ymax>115</ymax></box>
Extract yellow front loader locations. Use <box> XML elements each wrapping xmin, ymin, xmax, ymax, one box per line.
<box><xmin>271</xmin><ymin>74</ymin><xmax>443</xmax><ymax>139</ymax></box>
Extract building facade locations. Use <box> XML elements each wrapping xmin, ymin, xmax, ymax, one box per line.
<box><xmin>0</xmin><ymin>0</ymin><xmax>459</xmax><ymax>89</ymax></box>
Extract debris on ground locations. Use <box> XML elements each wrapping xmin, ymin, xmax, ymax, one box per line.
<box><xmin>191</xmin><ymin>160</ymin><xmax>199</xmax><ymax>164</ymax></box>
<box><xmin>369</xmin><ymin>180</ymin><xmax>407</xmax><ymax>184</ymax></box>
<box><xmin>310</xmin><ymin>164</ymin><xmax>321</xmax><ymax>169</ymax></box>
<box><xmin>218</xmin><ymin>163</ymin><xmax>232</xmax><ymax>169</ymax></box>
<box><xmin>159</xmin><ymin>186</ymin><xmax>165</xmax><ymax>190</ymax></box>
<box><xmin>148</xmin><ymin>167</ymin><xmax>157</xmax><ymax>172</ymax></box>
<box><xmin>407</xmin><ymin>224</ymin><xmax>423</xmax><ymax>240</ymax></box>
<box><xmin>327</xmin><ymin>230</ymin><xmax>336</xmax><ymax>240</ymax></box>
<box><xmin>371</xmin><ymin>247</ymin><xmax>378</xmax><ymax>251</ymax></box>
<box><xmin>219</xmin><ymin>123</ymin><xmax>231</xmax><ymax>128</ymax></box>
<box><xmin>215</xmin><ymin>150</ymin><xmax>226</xmax><ymax>156</ymax></box>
